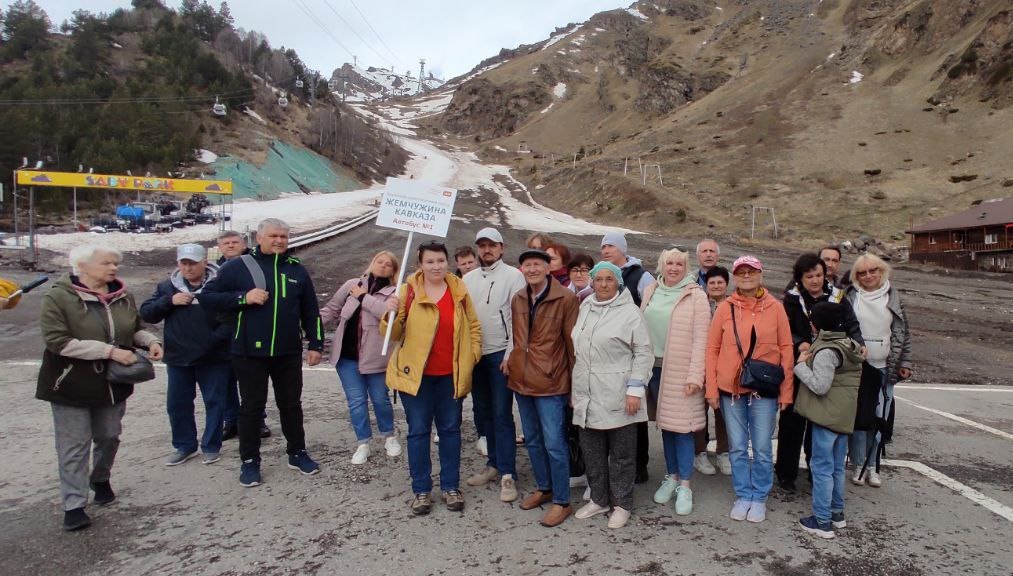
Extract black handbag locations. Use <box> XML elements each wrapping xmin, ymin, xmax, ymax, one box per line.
<box><xmin>88</xmin><ymin>304</ymin><xmax>156</xmax><ymax>385</ymax></box>
<box><xmin>106</xmin><ymin>348</ymin><xmax>156</xmax><ymax>384</ymax></box>
<box><xmin>730</xmin><ymin>306</ymin><xmax>783</xmax><ymax>398</ymax></box>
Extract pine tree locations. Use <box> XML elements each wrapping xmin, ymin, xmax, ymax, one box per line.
<box><xmin>2</xmin><ymin>0</ymin><xmax>51</xmax><ymax>59</ymax></box>
<box><xmin>218</xmin><ymin>1</ymin><xmax>233</xmax><ymax>28</ymax></box>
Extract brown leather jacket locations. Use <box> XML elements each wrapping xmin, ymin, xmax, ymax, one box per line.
<box><xmin>507</xmin><ymin>277</ymin><xmax>579</xmax><ymax>396</ymax></box>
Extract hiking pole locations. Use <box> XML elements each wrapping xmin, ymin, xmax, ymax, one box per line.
<box><xmin>8</xmin><ymin>275</ymin><xmax>48</xmax><ymax>299</ymax></box>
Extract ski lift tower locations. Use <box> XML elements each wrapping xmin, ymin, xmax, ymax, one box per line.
<box><xmin>418</xmin><ymin>59</ymin><xmax>426</xmax><ymax>94</ymax></box>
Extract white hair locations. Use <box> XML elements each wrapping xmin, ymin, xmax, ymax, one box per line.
<box><xmin>257</xmin><ymin>218</ymin><xmax>290</xmax><ymax>234</ymax></box>
<box><xmin>69</xmin><ymin>245</ymin><xmax>122</xmax><ymax>275</ymax></box>
<box><xmin>696</xmin><ymin>238</ymin><xmax>720</xmax><ymax>255</ymax></box>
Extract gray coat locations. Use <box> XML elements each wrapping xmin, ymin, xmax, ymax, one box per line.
<box><xmin>845</xmin><ymin>284</ymin><xmax>912</xmax><ymax>386</ymax></box>
<box><xmin>570</xmin><ymin>288</ymin><xmax>654</xmax><ymax>430</ymax></box>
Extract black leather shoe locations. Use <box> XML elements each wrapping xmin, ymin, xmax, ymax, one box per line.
<box><xmin>90</xmin><ymin>481</ymin><xmax>115</xmax><ymax>505</ymax></box>
<box><xmin>63</xmin><ymin>508</ymin><xmax>91</xmax><ymax>532</ymax></box>
<box><xmin>779</xmin><ymin>478</ymin><xmax>797</xmax><ymax>493</ymax></box>
<box><xmin>260</xmin><ymin>422</ymin><xmax>271</xmax><ymax>438</ymax></box>
<box><xmin>222</xmin><ymin>422</ymin><xmax>238</xmax><ymax>441</ymax></box>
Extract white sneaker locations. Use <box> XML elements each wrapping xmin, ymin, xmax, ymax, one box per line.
<box><xmin>867</xmin><ymin>470</ymin><xmax>882</xmax><ymax>487</ymax></box>
<box><xmin>384</xmin><ymin>436</ymin><xmax>403</xmax><ymax>457</ymax></box>
<box><xmin>575</xmin><ymin>501</ymin><xmax>610</xmax><ymax>519</ymax></box>
<box><xmin>694</xmin><ymin>452</ymin><xmax>717</xmax><ymax>475</ymax></box>
<box><xmin>582</xmin><ymin>486</ymin><xmax>591</xmax><ymax>501</ymax></box>
<box><xmin>351</xmin><ymin>443</ymin><xmax>370</xmax><ymax>465</ymax></box>
<box><xmin>476</xmin><ymin>436</ymin><xmax>488</xmax><ymax>456</ymax></box>
<box><xmin>717</xmin><ymin>452</ymin><xmax>732</xmax><ymax>475</ymax></box>
<box><xmin>569</xmin><ymin>474</ymin><xmax>588</xmax><ymax>488</ymax></box>
<box><xmin>851</xmin><ymin>470</ymin><xmax>866</xmax><ymax>486</ymax></box>
<box><xmin>607</xmin><ymin>506</ymin><xmax>631</xmax><ymax>529</ymax></box>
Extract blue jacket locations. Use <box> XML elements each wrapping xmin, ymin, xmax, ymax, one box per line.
<box><xmin>200</xmin><ymin>247</ymin><xmax>324</xmax><ymax>357</ymax></box>
<box><xmin>140</xmin><ymin>264</ymin><xmax>231</xmax><ymax>366</ymax></box>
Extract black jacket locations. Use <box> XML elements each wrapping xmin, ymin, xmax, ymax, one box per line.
<box><xmin>140</xmin><ymin>266</ymin><xmax>231</xmax><ymax>366</ymax></box>
<box><xmin>782</xmin><ymin>282</ymin><xmax>864</xmax><ymax>360</ymax></box>
<box><xmin>200</xmin><ymin>247</ymin><xmax>323</xmax><ymax>357</ymax></box>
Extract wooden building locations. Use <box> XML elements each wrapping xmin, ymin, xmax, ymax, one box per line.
<box><xmin>907</xmin><ymin>197</ymin><xmax>1013</xmax><ymax>272</ymax></box>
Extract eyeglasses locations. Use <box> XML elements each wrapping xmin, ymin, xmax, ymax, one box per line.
<box><xmin>855</xmin><ymin>268</ymin><xmax>881</xmax><ymax>277</ymax></box>
<box><xmin>733</xmin><ymin>268</ymin><xmax>760</xmax><ymax>277</ymax></box>
<box><xmin>569</xmin><ymin>267</ymin><xmax>591</xmax><ymax>274</ymax></box>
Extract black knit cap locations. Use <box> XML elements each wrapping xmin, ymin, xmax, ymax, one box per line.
<box><xmin>809</xmin><ymin>301</ymin><xmax>846</xmax><ymax>332</ymax></box>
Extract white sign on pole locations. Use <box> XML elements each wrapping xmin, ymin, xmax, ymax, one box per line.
<box><xmin>376</xmin><ymin>177</ymin><xmax>459</xmax><ymax>354</ymax></box>
<box><xmin>376</xmin><ymin>177</ymin><xmax>457</xmax><ymax>237</ymax></box>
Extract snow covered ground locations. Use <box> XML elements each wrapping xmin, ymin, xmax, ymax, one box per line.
<box><xmin>24</xmin><ymin>82</ymin><xmax>633</xmax><ymax>256</ymax></box>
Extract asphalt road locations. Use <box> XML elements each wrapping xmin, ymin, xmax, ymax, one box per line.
<box><xmin>0</xmin><ymin>363</ymin><xmax>1010</xmax><ymax>576</ymax></box>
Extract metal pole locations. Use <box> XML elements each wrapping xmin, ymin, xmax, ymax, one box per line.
<box><xmin>28</xmin><ymin>186</ymin><xmax>36</xmax><ymax>263</ymax></box>
<box><xmin>770</xmin><ymin>208</ymin><xmax>778</xmax><ymax>238</ymax></box>
<box><xmin>73</xmin><ymin>187</ymin><xmax>78</xmax><ymax>229</ymax></box>
<box><xmin>12</xmin><ymin>171</ymin><xmax>18</xmax><ymax>244</ymax></box>
<box><xmin>750</xmin><ymin>207</ymin><xmax>756</xmax><ymax>239</ymax></box>
<box><xmin>624</xmin><ymin>157</ymin><xmax>628</xmax><ymax>175</ymax></box>
<box><xmin>656</xmin><ymin>165</ymin><xmax>663</xmax><ymax>187</ymax></box>
<box><xmin>381</xmin><ymin>231</ymin><xmax>415</xmax><ymax>355</ymax></box>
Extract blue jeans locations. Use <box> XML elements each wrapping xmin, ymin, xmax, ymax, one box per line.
<box><xmin>661</xmin><ymin>430</ymin><xmax>695</xmax><ymax>480</ymax></box>
<box><xmin>850</xmin><ymin>369</ymin><xmax>893</xmax><ymax>470</ymax></box>
<box><xmin>810</xmin><ymin>424</ymin><xmax>847</xmax><ymax>524</ymax></box>
<box><xmin>471</xmin><ymin>351</ymin><xmax>516</xmax><ymax>476</ymax></box>
<box><xmin>336</xmin><ymin>358</ymin><xmax>395</xmax><ymax>443</ymax></box>
<box><xmin>516</xmin><ymin>393</ymin><xmax>570</xmax><ymax>505</ymax></box>
<box><xmin>721</xmin><ymin>394</ymin><xmax>778</xmax><ymax>503</ymax></box>
<box><xmin>399</xmin><ymin>375</ymin><xmax>461</xmax><ymax>494</ymax></box>
<box><xmin>166</xmin><ymin>363</ymin><xmax>229</xmax><ymax>454</ymax></box>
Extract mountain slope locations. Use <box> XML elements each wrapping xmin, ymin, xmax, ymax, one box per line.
<box><xmin>427</xmin><ymin>0</ymin><xmax>1013</xmax><ymax>244</ymax></box>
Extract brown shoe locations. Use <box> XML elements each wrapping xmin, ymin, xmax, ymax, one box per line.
<box><xmin>442</xmin><ymin>490</ymin><xmax>465</xmax><ymax>512</ymax></box>
<box><xmin>519</xmin><ymin>490</ymin><xmax>553</xmax><ymax>510</ymax></box>
<box><xmin>411</xmin><ymin>493</ymin><xmax>433</xmax><ymax>516</ymax></box>
<box><xmin>465</xmin><ymin>466</ymin><xmax>499</xmax><ymax>486</ymax></box>
<box><xmin>540</xmin><ymin>504</ymin><xmax>572</xmax><ymax>527</ymax></box>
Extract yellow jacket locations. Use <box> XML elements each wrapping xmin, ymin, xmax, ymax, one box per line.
<box><xmin>380</xmin><ymin>271</ymin><xmax>482</xmax><ymax>399</ymax></box>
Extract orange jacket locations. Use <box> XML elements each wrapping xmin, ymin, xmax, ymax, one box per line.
<box><xmin>705</xmin><ymin>290</ymin><xmax>794</xmax><ymax>405</ymax></box>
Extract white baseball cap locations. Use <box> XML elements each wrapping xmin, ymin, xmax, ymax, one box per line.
<box><xmin>475</xmin><ymin>227</ymin><xmax>504</xmax><ymax>244</ymax></box>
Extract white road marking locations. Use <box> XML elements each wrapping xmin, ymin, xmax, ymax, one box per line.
<box><xmin>895</xmin><ymin>396</ymin><xmax>1013</xmax><ymax>441</ymax></box>
<box><xmin>885</xmin><ymin>459</ymin><xmax>1013</xmax><ymax>523</ymax></box>
<box><xmin>896</xmin><ymin>384</ymin><xmax>1013</xmax><ymax>393</ymax></box>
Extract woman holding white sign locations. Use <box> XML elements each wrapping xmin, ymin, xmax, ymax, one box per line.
<box><xmin>320</xmin><ymin>251</ymin><xmax>403</xmax><ymax>465</ymax></box>
<box><xmin>382</xmin><ymin>241</ymin><xmax>482</xmax><ymax>516</ymax></box>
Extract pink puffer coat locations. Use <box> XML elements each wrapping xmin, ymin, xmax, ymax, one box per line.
<box><xmin>642</xmin><ymin>282</ymin><xmax>711</xmax><ymax>433</ymax></box>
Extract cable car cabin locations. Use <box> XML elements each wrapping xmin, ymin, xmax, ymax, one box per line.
<box><xmin>295</xmin><ymin>78</ymin><xmax>304</xmax><ymax>88</ymax></box>
<box><xmin>278</xmin><ymin>93</ymin><xmax>289</xmax><ymax>108</ymax></box>
<box><xmin>212</xmin><ymin>96</ymin><xmax>227</xmax><ymax>116</ymax></box>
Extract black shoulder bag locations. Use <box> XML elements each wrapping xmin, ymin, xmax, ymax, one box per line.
<box><xmin>730</xmin><ymin>305</ymin><xmax>783</xmax><ymax>398</ymax></box>
<box><xmin>88</xmin><ymin>304</ymin><xmax>156</xmax><ymax>385</ymax></box>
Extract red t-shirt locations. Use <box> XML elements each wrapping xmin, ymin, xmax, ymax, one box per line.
<box><xmin>423</xmin><ymin>289</ymin><xmax>455</xmax><ymax>376</ymax></box>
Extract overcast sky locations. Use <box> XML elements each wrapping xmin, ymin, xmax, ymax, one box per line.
<box><xmin>26</xmin><ymin>0</ymin><xmax>628</xmax><ymax>79</ymax></box>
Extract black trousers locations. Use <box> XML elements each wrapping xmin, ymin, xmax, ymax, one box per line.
<box><xmin>233</xmin><ymin>354</ymin><xmax>306</xmax><ymax>462</ymax></box>
<box><xmin>636</xmin><ymin>421</ymin><xmax>649</xmax><ymax>474</ymax></box>
<box><xmin>774</xmin><ymin>403</ymin><xmax>812</xmax><ymax>483</ymax></box>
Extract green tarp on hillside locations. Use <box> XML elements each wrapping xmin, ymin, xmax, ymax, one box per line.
<box><xmin>209</xmin><ymin>140</ymin><xmax>361</xmax><ymax>199</ymax></box>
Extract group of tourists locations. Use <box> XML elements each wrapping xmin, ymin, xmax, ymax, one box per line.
<box><xmin>35</xmin><ymin>219</ymin><xmax>912</xmax><ymax>540</ymax></box>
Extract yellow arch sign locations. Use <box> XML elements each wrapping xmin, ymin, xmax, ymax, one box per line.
<box><xmin>15</xmin><ymin>170</ymin><xmax>232</xmax><ymax>195</ymax></box>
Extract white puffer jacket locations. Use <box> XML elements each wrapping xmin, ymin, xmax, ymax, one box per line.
<box><xmin>571</xmin><ymin>288</ymin><xmax>654</xmax><ymax>430</ymax></box>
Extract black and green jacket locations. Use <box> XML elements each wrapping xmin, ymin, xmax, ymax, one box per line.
<box><xmin>200</xmin><ymin>247</ymin><xmax>324</xmax><ymax>357</ymax></box>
